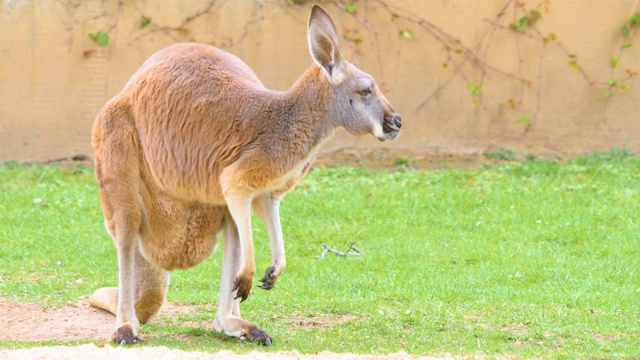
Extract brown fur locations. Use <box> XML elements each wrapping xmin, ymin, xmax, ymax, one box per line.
<box><xmin>89</xmin><ymin>5</ymin><xmax>401</xmax><ymax>345</ymax></box>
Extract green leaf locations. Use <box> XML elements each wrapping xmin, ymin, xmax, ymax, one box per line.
<box><xmin>345</xmin><ymin>4</ymin><xmax>356</xmax><ymax>13</ymax></box>
<box><xmin>622</xmin><ymin>24</ymin><xmax>629</xmax><ymax>37</ymax></box>
<box><xmin>140</xmin><ymin>16</ymin><xmax>151</xmax><ymax>29</ymax></box>
<box><xmin>516</xmin><ymin>16</ymin><xmax>529</xmax><ymax>28</ymax></box>
<box><xmin>601</xmin><ymin>90</ymin><xmax>614</xmax><ymax>98</ymax></box>
<box><xmin>568</xmin><ymin>60</ymin><xmax>578</xmax><ymax>71</ymax></box>
<box><xmin>466</xmin><ymin>84</ymin><xmax>483</xmax><ymax>96</ymax></box>
<box><xmin>608</xmin><ymin>78</ymin><xmax>618</xmax><ymax>86</ymax></box>
<box><xmin>399</xmin><ymin>29</ymin><xmax>413</xmax><ymax>38</ymax></box>
<box><xmin>621</xmin><ymin>41</ymin><xmax>633</xmax><ymax>49</ymax></box>
<box><xmin>610</xmin><ymin>57</ymin><xmax>619</xmax><ymax>70</ymax></box>
<box><xmin>466</xmin><ymin>84</ymin><xmax>482</xmax><ymax>106</ymax></box>
<box><xmin>88</xmin><ymin>31</ymin><xmax>109</xmax><ymax>47</ymax></box>
<box><xmin>349</xmin><ymin>37</ymin><xmax>363</xmax><ymax>45</ymax></box>
<box><xmin>629</xmin><ymin>12</ymin><xmax>640</xmax><ymax>24</ymax></box>
<box><xmin>517</xmin><ymin>115</ymin><xmax>532</xmax><ymax>125</ymax></box>
<box><xmin>530</xmin><ymin>10</ymin><xmax>541</xmax><ymax>21</ymax></box>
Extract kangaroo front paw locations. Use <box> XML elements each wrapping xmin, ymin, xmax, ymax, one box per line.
<box><xmin>232</xmin><ymin>275</ymin><xmax>253</xmax><ymax>302</ymax></box>
<box><xmin>248</xmin><ymin>326</ymin><xmax>273</xmax><ymax>346</ymax></box>
<box><xmin>258</xmin><ymin>265</ymin><xmax>279</xmax><ymax>290</ymax></box>
<box><xmin>112</xmin><ymin>323</ymin><xmax>141</xmax><ymax>345</ymax></box>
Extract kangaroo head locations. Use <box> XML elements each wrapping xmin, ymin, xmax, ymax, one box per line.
<box><xmin>308</xmin><ymin>5</ymin><xmax>402</xmax><ymax>142</ymax></box>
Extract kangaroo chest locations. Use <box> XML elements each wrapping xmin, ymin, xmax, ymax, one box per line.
<box><xmin>260</xmin><ymin>153</ymin><xmax>317</xmax><ymax>196</ymax></box>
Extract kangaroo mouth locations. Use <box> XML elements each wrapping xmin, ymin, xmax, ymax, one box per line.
<box><xmin>381</xmin><ymin>115</ymin><xmax>401</xmax><ymax>141</ymax></box>
<box><xmin>380</xmin><ymin>128</ymin><xmax>400</xmax><ymax>141</ymax></box>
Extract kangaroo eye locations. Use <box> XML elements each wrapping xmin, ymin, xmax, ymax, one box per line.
<box><xmin>358</xmin><ymin>88</ymin><xmax>372</xmax><ymax>96</ymax></box>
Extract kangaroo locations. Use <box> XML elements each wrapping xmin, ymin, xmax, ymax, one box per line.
<box><xmin>89</xmin><ymin>5</ymin><xmax>401</xmax><ymax>346</ymax></box>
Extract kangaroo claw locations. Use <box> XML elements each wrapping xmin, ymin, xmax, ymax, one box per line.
<box><xmin>248</xmin><ymin>327</ymin><xmax>273</xmax><ymax>346</ymax></box>
<box><xmin>258</xmin><ymin>265</ymin><xmax>278</xmax><ymax>290</ymax></box>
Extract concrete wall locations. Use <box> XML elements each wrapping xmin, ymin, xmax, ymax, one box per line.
<box><xmin>1</xmin><ymin>0</ymin><xmax>639</xmax><ymax>161</ymax></box>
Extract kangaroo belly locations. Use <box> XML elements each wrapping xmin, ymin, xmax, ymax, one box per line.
<box><xmin>137</xmin><ymin>186</ymin><xmax>227</xmax><ymax>271</ymax></box>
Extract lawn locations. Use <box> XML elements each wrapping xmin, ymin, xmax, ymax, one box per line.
<box><xmin>0</xmin><ymin>149</ymin><xmax>639</xmax><ymax>358</ymax></box>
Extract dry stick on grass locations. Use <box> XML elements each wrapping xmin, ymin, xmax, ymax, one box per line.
<box><xmin>320</xmin><ymin>242</ymin><xmax>363</xmax><ymax>258</ymax></box>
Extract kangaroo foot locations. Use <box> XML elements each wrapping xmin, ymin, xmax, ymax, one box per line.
<box><xmin>214</xmin><ymin>315</ymin><xmax>272</xmax><ymax>345</ymax></box>
<box><xmin>247</xmin><ymin>325</ymin><xmax>272</xmax><ymax>346</ymax></box>
<box><xmin>112</xmin><ymin>323</ymin><xmax>142</xmax><ymax>345</ymax></box>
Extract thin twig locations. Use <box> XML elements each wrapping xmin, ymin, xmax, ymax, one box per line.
<box><xmin>320</xmin><ymin>242</ymin><xmax>363</xmax><ymax>258</ymax></box>
<box><xmin>335</xmin><ymin>0</ymin><xmax>382</xmax><ymax>34</ymax></box>
<box><xmin>127</xmin><ymin>0</ymin><xmax>219</xmax><ymax>45</ymax></box>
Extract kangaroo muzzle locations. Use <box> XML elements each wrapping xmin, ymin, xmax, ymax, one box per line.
<box><xmin>382</xmin><ymin>113</ymin><xmax>402</xmax><ymax>141</ymax></box>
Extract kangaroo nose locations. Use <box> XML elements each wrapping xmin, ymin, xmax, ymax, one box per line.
<box><xmin>393</xmin><ymin>114</ymin><xmax>402</xmax><ymax>129</ymax></box>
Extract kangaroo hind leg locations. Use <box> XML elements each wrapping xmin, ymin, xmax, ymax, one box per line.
<box><xmin>89</xmin><ymin>245</ymin><xmax>170</xmax><ymax>325</ymax></box>
<box><xmin>214</xmin><ymin>215</ymin><xmax>272</xmax><ymax>345</ymax></box>
<box><xmin>91</xmin><ymin>101</ymin><xmax>168</xmax><ymax>344</ymax></box>
<box><xmin>133</xmin><ymin>247</ymin><xmax>170</xmax><ymax>324</ymax></box>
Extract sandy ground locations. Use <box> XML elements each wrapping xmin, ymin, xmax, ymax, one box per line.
<box><xmin>0</xmin><ymin>345</ymin><xmax>445</xmax><ymax>360</ymax></box>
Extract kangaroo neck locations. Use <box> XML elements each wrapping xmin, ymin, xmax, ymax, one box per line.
<box><xmin>269</xmin><ymin>65</ymin><xmax>336</xmax><ymax>158</ymax></box>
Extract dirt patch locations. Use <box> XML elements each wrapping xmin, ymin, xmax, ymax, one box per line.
<box><xmin>0</xmin><ymin>299</ymin><xmax>451</xmax><ymax>359</ymax></box>
<box><xmin>472</xmin><ymin>322</ymin><xmax>530</xmax><ymax>337</ymax></box>
<box><xmin>269</xmin><ymin>313</ymin><xmax>361</xmax><ymax>330</ymax></box>
<box><xmin>0</xmin><ymin>298</ymin><xmax>113</xmax><ymax>342</ymax></box>
<box><xmin>0</xmin><ymin>298</ymin><xmax>201</xmax><ymax>342</ymax></box>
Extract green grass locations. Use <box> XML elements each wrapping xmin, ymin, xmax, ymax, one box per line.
<box><xmin>1</xmin><ymin>151</ymin><xmax>639</xmax><ymax>358</ymax></box>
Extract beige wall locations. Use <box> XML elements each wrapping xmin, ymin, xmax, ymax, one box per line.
<box><xmin>1</xmin><ymin>0</ymin><xmax>639</xmax><ymax>161</ymax></box>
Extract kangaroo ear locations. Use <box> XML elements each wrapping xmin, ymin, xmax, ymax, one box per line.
<box><xmin>308</xmin><ymin>5</ymin><xmax>345</xmax><ymax>83</ymax></box>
